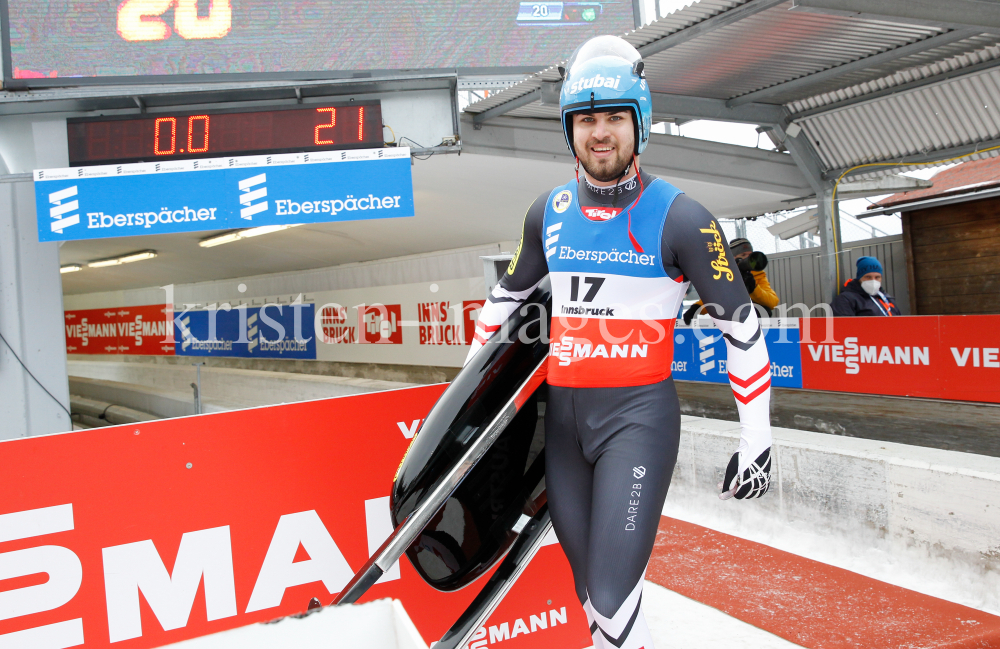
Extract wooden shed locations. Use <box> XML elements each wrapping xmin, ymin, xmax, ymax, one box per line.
<box><xmin>868</xmin><ymin>158</ymin><xmax>1000</xmax><ymax>315</ymax></box>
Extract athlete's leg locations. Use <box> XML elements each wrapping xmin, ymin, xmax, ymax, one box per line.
<box><xmin>580</xmin><ymin>379</ymin><xmax>682</xmax><ymax>649</ymax></box>
<box><xmin>545</xmin><ymin>385</ymin><xmax>593</xmax><ymax>602</ymax></box>
<box><xmin>544</xmin><ymin>385</ymin><xmax>603</xmax><ymax>647</ymax></box>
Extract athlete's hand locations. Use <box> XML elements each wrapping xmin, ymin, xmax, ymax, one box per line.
<box><xmin>719</xmin><ymin>448</ymin><xmax>771</xmax><ymax>500</ymax></box>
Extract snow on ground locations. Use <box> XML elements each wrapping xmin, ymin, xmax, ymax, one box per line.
<box><xmin>662</xmin><ymin>493</ymin><xmax>1000</xmax><ymax>617</ymax></box>
<box><xmin>643</xmin><ymin>581</ymin><xmax>804</xmax><ymax>648</ymax></box>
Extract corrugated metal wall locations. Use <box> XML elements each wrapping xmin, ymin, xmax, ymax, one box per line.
<box><xmin>767</xmin><ymin>235</ymin><xmax>909</xmax><ymax>314</ymax></box>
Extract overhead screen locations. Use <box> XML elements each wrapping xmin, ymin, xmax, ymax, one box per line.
<box><xmin>3</xmin><ymin>0</ymin><xmax>636</xmax><ymax>85</ymax></box>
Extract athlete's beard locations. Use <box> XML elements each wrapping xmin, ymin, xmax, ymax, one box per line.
<box><xmin>579</xmin><ymin>136</ymin><xmax>634</xmax><ymax>183</ymax></box>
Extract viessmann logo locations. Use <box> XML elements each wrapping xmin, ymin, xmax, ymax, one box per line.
<box><xmin>0</xmin><ymin>499</ymin><xmax>395</xmax><ymax>646</ymax></box>
<box><xmin>49</xmin><ymin>186</ymin><xmax>80</xmax><ymax>234</ymax></box>
<box><xmin>550</xmin><ymin>336</ymin><xmax>649</xmax><ymax>366</ymax></box>
<box><xmin>807</xmin><ymin>337</ymin><xmax>929</xmax><ymax>374</ymax></box>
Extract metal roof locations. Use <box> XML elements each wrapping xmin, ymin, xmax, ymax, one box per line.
<box><xmin>465</xmin><ymin>0</ymin><xmax>1000</xmax><ymax>184</ymax></box>
<box><xmin>801</xmin><ymin>65</ymin><xmax>1000</xmax><ymax>175</ymax></box>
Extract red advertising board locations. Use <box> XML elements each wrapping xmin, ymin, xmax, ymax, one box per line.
<box><xmin>800</xmin><ymin>315</ymin><xmax>1000</xmax><ymax>403</ymax></box>
<box><xmin>0</xmin><ymin>386</ymin><xmax>590</xmax><ymax>649</ymax></box>
<box><xmin>360</xmin><ymin>304</ymin><xmax>403</xmax><ymax>344</ymax></box>
<box><xmin>464</xmin><ymin>300</ymin><xmax>486</xmax><ymax>346</ymax></box>
<box><xmin>64</xmin><ymin>305</ymin><xmax>174</xmax><ymax>356</ymax></box>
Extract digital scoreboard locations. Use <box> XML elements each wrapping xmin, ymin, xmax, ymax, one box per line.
<box><xmin>515</xmin><ymin>2</ymin><xmax>606</xmax><ymax>25</ymax></box>
<box><xmin>67</xmin><ymin>101</ymin><xmax>383</xmax><ymax>166</ymax></box>
<box><xmin>4</xmin><ymin>1</ymin><xmax>635</xmax><ymax>85</ymax></box>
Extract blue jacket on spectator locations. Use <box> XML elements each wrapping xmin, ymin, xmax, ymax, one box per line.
<box><xmin>831</xmin><ymin>279</ymin><xmax>901</xmax><ymax>316</ymax></box>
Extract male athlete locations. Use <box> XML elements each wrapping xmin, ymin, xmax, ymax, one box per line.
<box><xmin>465</xmin><ymin>36</ymin><xmax>772</xmax><ymax>649</ymax></box>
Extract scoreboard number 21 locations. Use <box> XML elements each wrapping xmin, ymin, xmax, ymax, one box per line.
<box><xmin>149</xmin><ymin>108</ymin><xmax>367</xmax><ymax>157</ymax></box>
<box><xmin>118</xmin><ymin>0</ymin><xmax>232</xmax><ymax>42</ymax></box>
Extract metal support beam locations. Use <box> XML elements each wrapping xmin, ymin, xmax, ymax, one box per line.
<box><xmin>637</xmin><ymin>0</ymin><xmax>787</xmax><ymax>58</ymax></box>
<box><xmin>632</xmin><ymin>0</ymin><xmax>644</xmax><ymax>28</ymax></box>
<box><xmin>773</xmin><ymin>119</ymin><xmax>828</xmax><ymax>195</ymax></box>
<box><xmin>411</xmin><ymin>145</ymin><xmax>462</xmax><ymax>157</ymax></box>
<box><xmin>791</xmin><ymin>57</ymin><xmax>1000</xmax><ymax>120</ymax></box>
<box><xmin>791</xmin><ymin>0</ymin><xmax>1000</xmax><ymax>34</ymax></box>
<box><xmin>823</xmin><ymin>136</ymin><xmax>1000</xmax><ymax>180</ymax></box>
<box><xmin>0</xmin><ymin>73</ymin><xmax>459</xmax><ymax>116</ymax></box>
<box><xmin>779</xmin><ymin>174</ymin><xmax>932</xmax><ymax>207</ymax></box>
<box><xmin>816</xmin><ymin>184</ymin><xmax>844</xmax><ymax>302</ymax></box>
<box><xmin>471</xmin><ymin>89</ymin><xmax>542</xmax><ymax>128</ymax></box>
<box><xmin>450</xmin><ymin>77</ymin><xmax>461</xmax><ymax>138</ymax></box>
<box><xmin>651</xmin><ymin>93</ymin><xmax>786</xmax><ymax>124</ymax></box>
<box><xmin>459</xmin><ymin>115</ymin><xmax>814</xmax><ymax>212</ymax></box>
<box><xmin>728</xmin><ymin>28</ymin><xmax>977</xmax><ymax>107</ymax></box>
<box><xmin>770</xmin><ymin>112</ymin><xmax>850</xmax><ymax>301</ymax></box>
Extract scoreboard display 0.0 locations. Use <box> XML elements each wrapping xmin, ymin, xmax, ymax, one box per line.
<box><xmin>67</xmin><ymin>101</ymin><xmax>383</xmax><ymax>166</ymax></box>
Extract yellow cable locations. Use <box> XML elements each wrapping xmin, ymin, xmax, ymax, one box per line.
<box><xmin>830</xmin><ymin>144</ymin><xmax>1000</xmax><ymax>293</ymax></box>
<box><xmin>383</xmin><ymin>123</ymin><xmax>396</xmax><ymax>146</ymax></box>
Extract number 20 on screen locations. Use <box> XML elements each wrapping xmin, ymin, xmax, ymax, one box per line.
<box><xmin>118</xmin><ymin>0</ymin><xmax>232</xmax><ymax>42</ymax></box>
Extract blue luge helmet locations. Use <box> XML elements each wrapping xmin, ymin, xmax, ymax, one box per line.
<box><xmin>560</xmin><ymin>35</ymin><xmax>652</xmax><ymax>156</ymax></box>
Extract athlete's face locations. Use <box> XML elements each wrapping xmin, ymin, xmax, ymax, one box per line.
<box><xmin>572</xmin><ymin>110</ymin><xmax>635</xmax><ymax>183</ymax></box>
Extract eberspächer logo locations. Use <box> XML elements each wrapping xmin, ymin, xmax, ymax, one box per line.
<box><xmin>49</xmin><ymin>186</ymin><xmax>80</xmax><ymax>234</ymax></box>
<box><xmin>239</xmin><ymin>173</ymin><xmax>268</xmax><ymax>220</ymax></box>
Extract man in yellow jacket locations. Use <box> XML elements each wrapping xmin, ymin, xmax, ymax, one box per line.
<box><xmin>731</xmin><ymin>237</ymin><xmax>779</xmax><ymax>313</ymax></box>
<box><xmin>683</xmin><ymin>237</ymin><xmax>779</xmax><ymax>322</ymax></box>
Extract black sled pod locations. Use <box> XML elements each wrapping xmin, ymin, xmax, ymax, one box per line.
<box><xmin>333</xmin><ymin>277</ymin><xmax>551</xmax><ymax>604</ymax></box>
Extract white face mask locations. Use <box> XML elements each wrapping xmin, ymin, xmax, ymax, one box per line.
<box><xmin>861</xmin><ymin>279</ymin><xmax>881</xmax><ymax>296</ymax></box>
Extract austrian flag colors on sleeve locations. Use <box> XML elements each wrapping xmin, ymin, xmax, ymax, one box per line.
<box><xmin>729</xmin><ymin>362</ymin><xmax>771</xmax><ymax>405</ymax></box>
<box><xmin>715</xmin><ymin>309</ymin><xmax>773</xmax><ymax>467</ymax></box>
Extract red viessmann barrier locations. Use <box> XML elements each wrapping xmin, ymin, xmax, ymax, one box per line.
<box><xmin>799</xmin><ymin>315</ymin><xmax>1000</xmax><ymax>404</ymax></box>
<box><xmin>64</xmin><ymin>305</ymin><xmax>174</xmax><ymax>356</ymax></box>
<box><xmin>0</xmin><ymin>386</ymin><xmax>590</xmax><ymax>649</ymax></box>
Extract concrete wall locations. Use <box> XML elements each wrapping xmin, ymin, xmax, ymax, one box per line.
<box><xmin>70</xmin><ymin>376</ymin><xmax>235</xmax><ymax>420</ymax></box>
<box><xmin>62</xmin><ymin>243</ymin><xmax>513</xmax><ymax>310</ymax></box>
<box><xmin>0</xmin><ymin>178</ymin><xmax>72</xmax><ymax>438</ymax></box>
<box><xmin>68</xmin><ymin>360</ymin><xmax>416</xmax><ymax>418</ymax></box>
<box><xmin>71</xmin><ymin>353</ymin><xmax>458</xmax><ymax>384</ymax></box>
<box><xmin>670</xmin><ymin>416</ymin><xmax>1000</xmax><ymax>570</ymax></box>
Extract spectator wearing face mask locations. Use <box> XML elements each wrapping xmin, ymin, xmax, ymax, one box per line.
<box><xmin>831</xmin><ymin>256</ymin><xmax>902</xmax><ymax>316</ymax></box>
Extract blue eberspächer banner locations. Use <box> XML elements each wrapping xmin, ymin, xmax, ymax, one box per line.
<box><xmin>671</xmin><ymin>319</ymin><xmax>802</xmax><ymax>388</ymax></box>
<box><xmin>175</xmin><ymin>304</ymin><xmax>317</xmax><ymax>359</ymax></box>
<box><xmin>33</xmin><ymin>147</ymin><xmax>414</xmax><ymax>242</ymax></box>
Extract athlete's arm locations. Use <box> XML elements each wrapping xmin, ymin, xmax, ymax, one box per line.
<box><xmin>464</xmin><ymin>192</ymin><xmax>549</xmax><ymax>365</ymax></box>
<box><xmin>663</xmin><ymin>194</ymin><xmax>772</xmax><ymax>499</ymax></box>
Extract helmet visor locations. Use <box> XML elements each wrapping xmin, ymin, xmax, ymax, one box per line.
<box><xmin>565</xmin><ymin>35</ymin><xmax>641</xmax><ymax>76</ymax></box>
